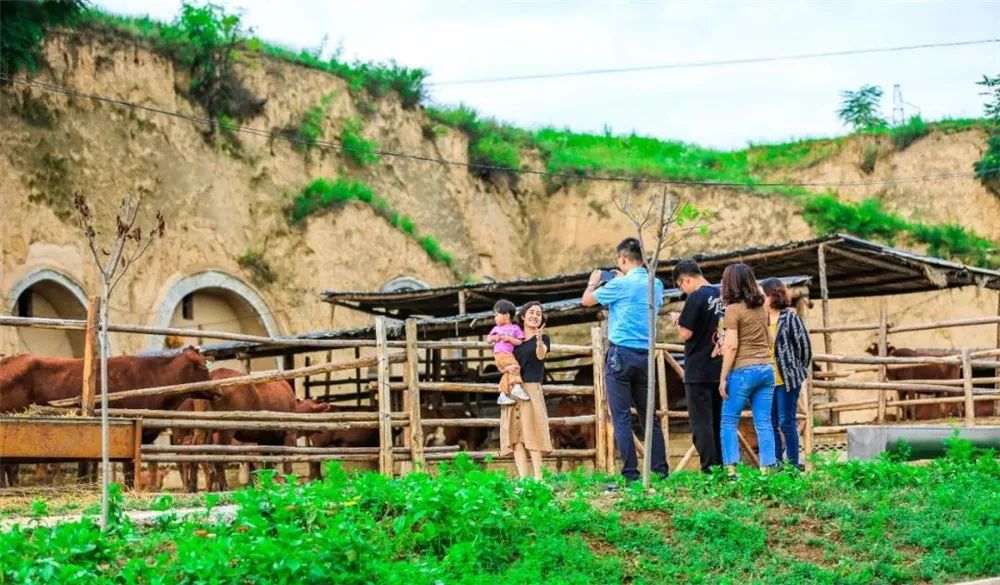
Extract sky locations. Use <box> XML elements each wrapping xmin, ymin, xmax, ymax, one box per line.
<box><xmin>93</xmin><ymin>0</ymin><xmax>1000</xmax><ymax>149</ymax></box>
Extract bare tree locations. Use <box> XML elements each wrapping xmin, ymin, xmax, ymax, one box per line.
<box><xmin>74</xmin><ymin>193</ymin><xmax>165</xmax><ymax>531</ymax></box>
<box><xmin>614</xmin><ymin>189</ymin><xmax>707</xmax><ymax>488</ymax></box>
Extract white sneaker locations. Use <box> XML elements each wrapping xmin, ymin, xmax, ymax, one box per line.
<box><xmin>497</xmin><ymin>393</ymin><xmax>517</xmax><ymax>406</ymax></box>
<box><xmin>511</xmin><ymin>385</ymin><xmax>531</xmax><ymax>401</ymax></box>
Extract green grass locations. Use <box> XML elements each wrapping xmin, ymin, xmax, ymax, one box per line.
<box><xmin>426</xmin><ymin>105</ymin><xmax>530</xmax><ymax>178</ymax></box>
<box><xmin>293</xmin><ymin>93</ymin><xmax>334</xmax><ymax>152</ymax></box>
<box><xmin>3</xmin><ymin>442</ymin><xmax>999</xmax><ymax>584</ymax></box>
<box><xmin>340</xmin><ymin>117</ymin><xmax>380</xmax><ymax>166</ymax></box>
<box><xmin>289</xmin><ymin>178</ymin><xmax>458</xmax><ymax>274</ymax></box>
<box><xmin>237</xmin><ymin>250</ymin><xmax>277</xmax><ymax>286</ymax></box>
<box><xmin>80</xmin><ymin>7</ymin><xmax>427</xmax><ymax>109</ymax></box>
<box><xmin>803</xmin><ymin>194</ymin><xmax>998</xmax><ymax>267</ymax></box>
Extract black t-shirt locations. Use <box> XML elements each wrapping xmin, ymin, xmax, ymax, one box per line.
<box><xmin>677</xmin><ymin>284</ymin><xmax>724</xmax><ymax>383</ymax></box>
<box><xmin>513</xmin><ymin>334</ymin><xmax>551</xmax><ymax>383</ymax></box>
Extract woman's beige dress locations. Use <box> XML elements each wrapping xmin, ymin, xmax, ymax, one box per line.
<box><xmin>499</xmin><ymin>334</ymin><xmax>553</xmax><ymax>456</ymax></box>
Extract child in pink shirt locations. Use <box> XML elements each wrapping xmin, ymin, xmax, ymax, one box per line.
<box><xmin>487</xmin><ymin>300</ymin><xmax>531</xmax><ymax>405</ymax></box>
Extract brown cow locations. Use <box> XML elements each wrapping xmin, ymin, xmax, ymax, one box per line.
<box><xmin>863</xmin><ymin>344</ymin><xmax>989</xmax><ymax>420</ymax></box>
<box><xmin>422</xmin><ymin>403</ymin><xmax>487</xmax><ymax>451</ymax></box>
<box><xmin>0</xmin><ymin>347</ymin><xmax>219</xmax><ymax>487</ymax></box>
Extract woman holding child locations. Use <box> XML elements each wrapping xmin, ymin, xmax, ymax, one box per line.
<box><xmin>497</xmin><ymin>301</ymin><xmax>553</xmax><ymax>480</ymax></box>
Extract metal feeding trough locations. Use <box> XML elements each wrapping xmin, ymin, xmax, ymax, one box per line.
<box><xmin>0</xmin><ymin>416</ymin><xmax>142</xmax><ymax>470</ymax></box>
<box><xmin>847</xmin><ymin>425</ymin><xmax>1000</xmax><ymax>461</ymax></box>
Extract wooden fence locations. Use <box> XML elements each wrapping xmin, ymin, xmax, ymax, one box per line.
<box><xmin>3</xmin><ymin>298</ymin><xmax>1000</xmax><ymax>488</ymax></box>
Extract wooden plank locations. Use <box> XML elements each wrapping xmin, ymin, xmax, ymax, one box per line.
<box><xmin>813</xmin><ymin>353</ymin><xmax>961</xmax><ymax>366</ymax></box>
<box><xmin>591</xmin><ymin>327</ymin><xmax>609</xmax><ymax>473</ymax></box>
<box><xmin>81</xmin><ymin>297</ymin><xmax>100</xmax><ymax>416</ymax></box>
<box><xmin>818</xmin><ymin>244</ymin><xmax>835</xmax><ymax>426</ymax></box>
<box><xmin>99</xmin><ymin>408</ymin><xmax>391</xmax><ymax>422</ymax></box>
<box><xmin>888</xmin><ymin>315</ymin><xmax>1000</xmax><ymax>334</ymax></box>
<box><xmin>877</xmin><ymin>302</ymin><xmax>888</xmax><ymax>423</ymax></box>
<box><xmin>140</xmin><ymin>419</ymin><xmax>380</xmax><ymax>431</ymax></box>
<box><xmin>50</xmin><ymin>352</ymin><xmax>406</xmax><ymax>407</ymax></box>
<box><xmin>812</xmin><ymin>380</ymin><xmax>965</xmax><ymax>394</ymax></box>
<box><xmin>405</xmin><ymin>319</ymin><xmax>424</xmax><ymax>469</ymax></box>
<box><xmin>963</xmin><ymin>349</ymin><xmax>975</xmax><ymax>427</ymax></box>
<box><xmin>803</xmin><ymin>369</ymin><xmax>814</xmax><ymax>469</ymax></box>
<box><xmin>376</xmin><ymin>317</ymin><xmax>393</xmax><ymax>476</ymax></box>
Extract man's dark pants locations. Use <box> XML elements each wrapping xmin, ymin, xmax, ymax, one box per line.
<box><xmin>605</xmin><ymin>344</ymin><xmax>669</xmax><ymax>481</ymax></box>
<box><xmin>685</xmin><ymin>382</ymin><xmax>723</xmax><ymax>472</ymax></box>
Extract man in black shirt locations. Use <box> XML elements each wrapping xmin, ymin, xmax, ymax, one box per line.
<box><xmin>670</xmin><ymin>259</ymin><xmax>724</xmax><ymax>472</ymax></box>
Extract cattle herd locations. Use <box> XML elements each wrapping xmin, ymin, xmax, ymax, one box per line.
<box><xmin>0</xmin><ymin>341</ymin><xmax>994</xmax><ymax>491</ymax></box>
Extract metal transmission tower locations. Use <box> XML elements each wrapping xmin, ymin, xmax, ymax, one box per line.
<box><xmin>892</xmin><ymin>84</ymin><xmax>921</xmax><ymax>125</ymax></box>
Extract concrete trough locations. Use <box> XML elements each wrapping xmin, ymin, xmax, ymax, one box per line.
<box><xmin>847</xmin><ymin>425</ymin><xmax>1000</xmax><ymax>461</ymax></box>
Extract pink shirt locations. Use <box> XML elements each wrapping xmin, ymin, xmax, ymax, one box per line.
<box><xmin>489</xmin><ymin>324</ymin><xmax>524</xmax><ymax>354</ymax></box>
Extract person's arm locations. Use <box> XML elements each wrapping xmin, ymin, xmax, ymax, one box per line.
<box><xmin>535</xmin><ymin>332</ymin><xmax>549</xmax><ymax>360</ymax></box>
<box><xmin>674</xmin><ymin>290</ymin><xmax>700</xmax><ymax>342</ymax></box>
<box><xmin>718</xmin><ymin>306</ymin><xmax>740</xmax><ymax>400</ymax></box>
<box><xmin>486</xmin><ymin>335</ymin><xmax>499</xmax><ymax>344</ymax></box>
<box><xmin>581</xmin><ymin>269</ymin><xmax>604</xmax><ymax>307</ymax></box>
<box><xmin>504</xmin><ymin>335</ymin><xmax>524</xmax><ymax>346</ymax></box>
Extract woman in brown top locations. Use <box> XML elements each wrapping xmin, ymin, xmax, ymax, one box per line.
<box><xmin>499</xmin><ymin>301</ymin><xmax>553</xmax><ymax>480</ymax></box>
<box><xmin>718</xmin><ymin>263</ymin><xmax>777</xmax><ymax>477</ymax></box>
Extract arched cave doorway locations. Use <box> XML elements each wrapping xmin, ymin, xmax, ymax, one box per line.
<box><xmin>149</xmin><ymin>271</ymin><xmax>280</xmax><ymax>372</ymax></box>
<box><xmin>7</xmin><ymin>269</ymin><xmax>89</xmax><ymax>358</ymax></box>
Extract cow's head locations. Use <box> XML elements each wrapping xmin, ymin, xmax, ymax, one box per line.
<box><xmin>179</xmin><ymin>346</ymin><xmax>223</xmax><ymax>400</ymax></box>
<box><xmin>295</xmin><ymin>398</ymin><xmax>331</xmax><ymax>414</ymax></box>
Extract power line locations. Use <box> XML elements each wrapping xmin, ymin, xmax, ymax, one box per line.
<box><xmin>428</xmin><ymin>38</ymin><xmax>1000</xmax><ymax>86</ymax></box>
<box><xmin>2</xmin><ymin>74</ymin><xmax>994</xmax><ymax>191</ymax></box>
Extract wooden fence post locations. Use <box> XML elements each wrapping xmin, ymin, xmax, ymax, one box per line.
<box><xmin>877</xmin><ymin>302</ymin><xmax>888</xmax><ymax>423</ymax></box>
<box><xmin>803</xmin><ymin>368</ymin><xmax>815</xmax><ymax>470</ymax></box>
<box><xmin>962</xmin><ymin>348</ymin><xmax>975</xmax><ymax>427</ymax></box>
<box><xmin>405</xmin><ymin>319</ymin><xmax>425</xmax><ymax>470</ymax></box>
<box><xmin>818</xmin><ymin>244</ymin><xmax>836</xmax><ymax>426</ymax></box>
<box><xmin>375</xmin><ymin>317</ymin><xmax>393</xmax><ymax>476</ymax></box>
<box><xmin>655</xmin><ymin>350</ymin><xmax>671</xmax><ymax>467</ymax></box>
<box><xmin>81</xmin><ymin>296</ymin><xmax>100</xmax><ymax>416</ymax></box>
<box><xmin>590</xmin><ymin>327</ymin><xmax>608</xmax><ymax>473</ymax></box>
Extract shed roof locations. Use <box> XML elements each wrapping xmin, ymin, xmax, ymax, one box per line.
<box><xmin>321</xmin><ymin>234</ymin><xmax>1000</xmax><ymax>319</ymax></box>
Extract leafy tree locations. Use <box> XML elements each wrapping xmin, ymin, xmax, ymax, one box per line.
<box><xmin>973</xmin><ymin>74</ymin><xmax>1000</xmax><ymax>190</ymax></box>
<box><xmin>0</xmin><ymin>0</ymin><xmax>86</xmax><ymax>76</ymax></box>
<box><xmin>837</xmin><ymin>85</ymin><xmax>887</xmax><ymax>131</ymax></box>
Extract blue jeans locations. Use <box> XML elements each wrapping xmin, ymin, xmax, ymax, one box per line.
<box><xmin>721</xmin><ymin>364</ymin><xmax>776</xmax><ymax>467</ymax></box>
<box><xmin>771</xmin><ymin>384</ymin><xmax>802</xmax><ymax>467</ymax></box>
<box><xmin>605</xmin><ymin>345</ymin><xmax>669</xmax><ymax>481</ymax></box>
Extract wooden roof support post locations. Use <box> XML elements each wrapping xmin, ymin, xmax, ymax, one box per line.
<box><xmin>655</xmin><ymin>350</ymin><xmax>671</xmax><ymax>469</ymax></box>
<box><xmin>817</xmin><ymin>244</ymin><xmax>836</xmax><ymax>425</ymax></box>
<box><xmin>405</xmin><ymin>319</ymin><xmax>425</xmax><ymax>471</ymax></box>
<box><xmin>995</xmin><ymin>292</ymin><xmax>1000</xmax><ymax>415</ymax></box>
<box><xmin>877</xmin><ymin>300</ymin><xmax>888</xmax><ymax>423</ymax></box>
<box><xmin>375</xmin><ymin>317</ymin><xmax>394</xmax><ymax>476</ymax></box>
<box><xmin>81</xmin><ymin>296</ymin><xmax>100</xmax><ymax>416</ymax></box>
<box><xmin>590</xmin><ymin>327</ymin><xmax>608</xmax><ymax>473</ymax></box>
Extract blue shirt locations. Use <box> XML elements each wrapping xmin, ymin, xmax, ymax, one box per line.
<box><xmin>591</xmin><ymin>267</ymin><xmax>664</xmax><ymax>349</ymax></box>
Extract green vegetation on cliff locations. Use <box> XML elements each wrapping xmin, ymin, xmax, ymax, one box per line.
<box><xmin>289</xmin><ymin>178</ymin><xmax>458</xmax><ymax>274</ymax></box>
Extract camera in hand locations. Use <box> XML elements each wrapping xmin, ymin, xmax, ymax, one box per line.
<box><xmin>596</xmin><ymin>269</ymin><xmax>615</xmax><ymax>287</ymax></box>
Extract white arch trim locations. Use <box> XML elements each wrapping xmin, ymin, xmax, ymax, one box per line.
<box><xmin>4</xmin><ymin>267</ymin><xmax>114</xmax><ymax>355</ymax></box>
<box><xmin>147</xmin><ymin>270</ymin><xmax>282</xmax><ymax>351</ymax></box>
<box><xmin>380</xmin><ymin>276</ymin><xmax>429</xmax><ymax>293</ymax></box>
<box><xmin>6</xmin><ymin>268</ymin><xmax>90</xmax><ymax>314</ymax></box>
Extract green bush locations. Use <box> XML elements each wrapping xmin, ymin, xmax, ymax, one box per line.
<box><xmin>341</xmin><ymin>117</ymin><xmax>380</xmax><ymax>166</ymax></box>
<box><xmin>3</xmin><ymin>445</ymin><xmax>1000</xmax><ymax>583</ymax></box>
<box><xmin>427</xmin><ymin>105</ymin><xmax>527</xmax><ymax>179</ymax></box>
<box><xmin>859</xmin><ymin>142</ymin><xmax>878</xmax><ymax>174</ymax></box>
<box><xmin>0</xmin><ymin>0</ymin><xmax>85</xmax><ymax>75</ymax></box>
<box><xmin>974</xmin><ymin>75</ymin><xmax>1000</xmax><ymax>191</ymax></box>
<box><xmin>803</xmin><ymin>194</ymin><xmax>998</xmax><ymax>267</ymax></box>
<box><xmin>293</xmin><ymin>93</ymin><xmax>334</xmax><ymax>152</ymax></box>
<box><xmin>237</xmin><ymin>250</ymin><xmax>276</xmax><ymax>286</ymax></box>
<box><xmin>289</xmin><ymin>178</ymin><xmax>458</xmax><ymax>273</ymax></box>
<box><xmin>838</xmin><ymin>84</ymin><xmax>887</xmax><ymax>131</ymax></box>
<box><xmin>889</xmin><ymin>115</ymin><xmax>929</xmax><ymax>150</ymax></box>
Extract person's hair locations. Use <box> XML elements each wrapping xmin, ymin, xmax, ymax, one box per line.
<box><xmin>672</xmin><ymin>259</ymin><xmax>702</xmax><ymax>285</ymax></box>
<box><xmin>517</xmin><ymin>300</ymin><xmax>548</xmax><ymax>328</ymax></box>
<box><xmin>761</xmin><ymin>277</ymin><xmax>792</xmax><ymax>310</ymax></box>
<box><xmin>493</xmin><ymin>299</ymin><xmax>516</xmax><ymax>319</ymax></box>
<box><xmin>616</xmin><ymin>237</ymin><xmax>644</xmax><ymax>264</ymax></box>
<box><xmin>721</xmin><ymin>263</ymin><xmax>764</xmax><ymax>309</ymax></box>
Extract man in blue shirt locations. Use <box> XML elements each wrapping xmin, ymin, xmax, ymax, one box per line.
<box><xmin>582</xmin><ymin>237</ymin><xmax>669</xmax><ymax>482</ymax></box>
